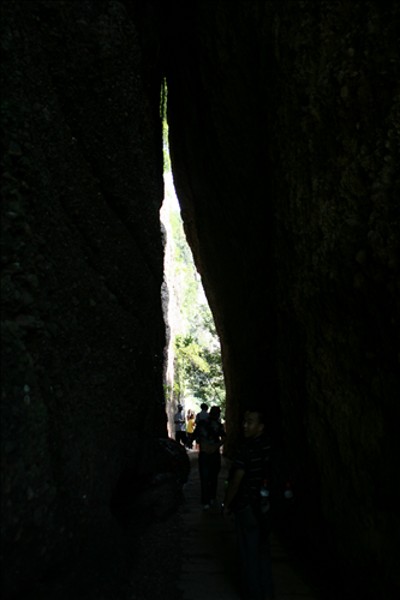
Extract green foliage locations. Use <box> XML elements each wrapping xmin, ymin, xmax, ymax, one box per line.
<box><xmin>161</xmin><ymin>80</ymin><xmax>171</xmax><ymax>173</ymax></box>
<box><xmin>162</xmin><ymin>119</ymin><xmax>171</xmax><ymax>172</ymax></box>
<box><xmin>173</xmin><ymin>322</ymin><xmax>225</xmax><ymax>408</ymax></box>
<box><xmin>169</xmin><ymin>209</ymin><xmax>200</xmax><ymax>330</ymax></box>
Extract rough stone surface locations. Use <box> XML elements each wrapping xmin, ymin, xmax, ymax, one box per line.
<box><xmin>165</xmin><ymin>1</ymin><xmax>400</xmax><ymax>597</ymax></box>
<box><xmin>1</xmin><ymin>1</ymin><xmax>169</xmax><ymax>597</ymax></box>
<box><xmin>1</xmin><ymin>1</ymin><xmax>399</xmax><ymax>599</ymax></box>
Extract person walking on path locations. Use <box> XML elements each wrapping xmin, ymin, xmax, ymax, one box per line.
<box><xmin>195</xmin><ymin>405</ymin><xmax>226</xmax><ymax>509</ymax></box>
<box><xmin>195</xmin><ymin>402</ymin><xmax>209</xmax><ymax>424</ymax></box>
<box><xmin>194</xmin><ymin>402</ymin><xmax>209</xmax><ymax>450</ymax></box>
<box><xmin>174</xmin><ymin>404</ymin><xmax>187</xmax><ymax>446</ymax></box>
<box><xmin>186</xmin><ymin>409</ymin><xmax>196</xmax><ymax>449</ymax></box>
<box><xmin>222</xmin><ymin>408</ymin><xmax>274</xmax><ymax>600</ymax></box>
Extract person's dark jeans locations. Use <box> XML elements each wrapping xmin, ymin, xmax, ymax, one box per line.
<box><xmin>198</xmin><ymin>451</ymin><xmax>221</xmax><ymax>505</ymax></box>
<box><xmin>175</xmin><ymin>431</ymin><xmax>186</xmax><ymax>446</ymax></box>
<box><xmin>234</xmin><ymin>504</ymin><xmax>274</xmax><ymax>600</ymax></box>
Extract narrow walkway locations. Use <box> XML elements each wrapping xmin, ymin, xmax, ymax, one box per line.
<box><xmin>178</xmin><ymin>451</ymin><xmax>322</xmax><ymax>600</ymax></box>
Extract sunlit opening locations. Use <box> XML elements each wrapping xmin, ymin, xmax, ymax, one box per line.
<box><xmin>160</xmin><ymin>93</ymin><xmax>225</xmax><ymax>439</ymax></box>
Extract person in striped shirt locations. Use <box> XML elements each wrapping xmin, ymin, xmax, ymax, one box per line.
<box><xmin>223</xmin><ymin>409</ymin><xmax>274</xmax><ymax>600</ymax></box>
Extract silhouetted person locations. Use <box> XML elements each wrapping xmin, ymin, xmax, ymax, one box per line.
<box><xmin>195</xmin><ymin>405</ymin><xmax>226</xmax><ymax>509</ymax></box>
<box><xmin>222</xmin><ymin>409</ymin><xmax>274</xmax><ymax>600</ymax></box>
<box><xmin>174</xmin><ymin>404</ymin><xmax>186</xmax><ymax>446</ymax></box>
<box><xmin>195</xmin><ymin>402</ymin><xmax>209</xmax><ymax>424</ymax></box>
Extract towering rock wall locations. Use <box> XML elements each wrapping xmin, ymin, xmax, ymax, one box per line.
<box><xmin>2</xmin><ymin>0</ymin><xmax>399</xmax><ymax>598</ymax></box>
<box><xmin>165</xmin><ymin>1</ymin><xmax>399</xmax><ymax>595</ymax></box>
<box><xmin>1</xmin><ymin>1</ymin><xmax>170</xmax><ymax>597</ymax></box>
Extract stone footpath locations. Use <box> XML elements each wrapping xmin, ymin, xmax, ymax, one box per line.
<box><xmin>178</xmin><ymin>451</ymin><xmax>323</xmax><ymax>600</ymax></box>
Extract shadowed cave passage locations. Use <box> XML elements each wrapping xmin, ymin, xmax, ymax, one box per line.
<box><xmin>1</xmin><ymin>1</ymin><xmax>399</xmax><ymax>599</ymax></box>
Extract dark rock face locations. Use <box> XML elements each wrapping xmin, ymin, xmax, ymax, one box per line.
<box><xmin>111</xmin><ymin>437</ymin><xmax>190</xmax><ymax>530</ymax></box>
<box><xmin>165</xmin><ymin>1</ymin><xmax>399</xmax><ymax>596</ymax></box>
<box><xmin>1</xmin><ymin>1</ymin><xmax>399</xmax><ymax>598</ymax></box>
<box><xmin>1</xmin><ymin>1</ymin><xmax>169</xmax><ymax>597</ymax></box>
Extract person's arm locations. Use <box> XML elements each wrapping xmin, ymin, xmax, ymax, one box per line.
<box><xmin>216</xmin><ymin>433</ymin><xmax>226</xmax><ymax>450</ymax></box>
<box><xmin>222</xmin><ymin>468</ymin><xmax>245</xmax><ymax>514</ymax></box>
